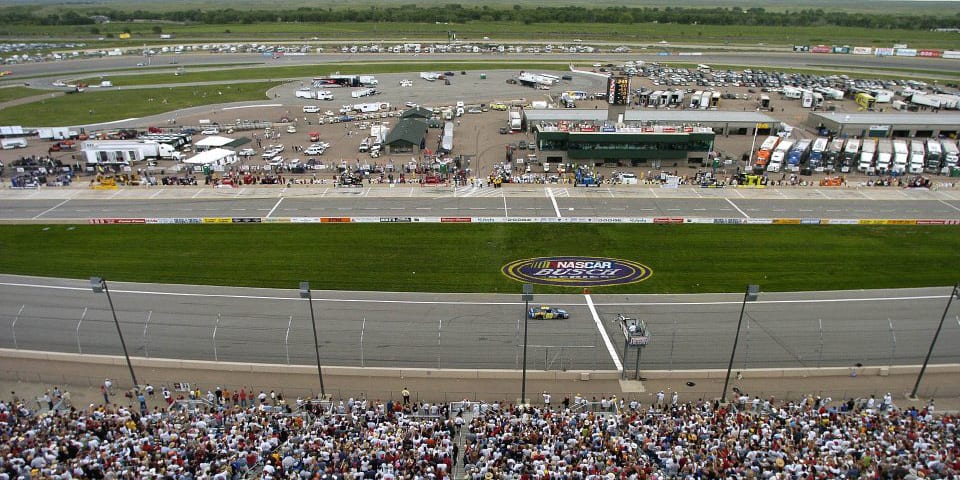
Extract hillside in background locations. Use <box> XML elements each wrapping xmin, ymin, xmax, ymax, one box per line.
<box><xmin>3</xmin><ymin>0</ymin><xmax>960</xmax><ymax>15</ymax></box>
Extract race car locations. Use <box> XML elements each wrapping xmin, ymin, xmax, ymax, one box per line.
<box><xmin>528</xmin><ymin>305</ymin><xmax>569</xmax><ymax>320</ymax></box>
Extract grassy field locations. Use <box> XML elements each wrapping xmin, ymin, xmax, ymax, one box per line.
<box><xmin>76</xmin><ymin>61</ymin><xmax>570</xmax><ymax>87</ymax></box>
<box><xmin>0</xmin><ymin>82</ymin><xmax>278</xmax><ymax>126</ymax></box>
<box><xmin>5</xmin><ymin>21</ymin><xmax>959</xmax><ymax>50</ymax></box>
<box><xmin>0</xmin><ymin>86</ymin><xmax>46</xmax><ymax>103</ymax></box>
<box><xmin>0</xmin><ymin>224</ymin><xmax>956</xmax><ymax>294</ymax></box>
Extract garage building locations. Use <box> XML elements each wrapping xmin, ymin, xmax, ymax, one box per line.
<box><xmin>384</xmin><ymin>118</ymin><xmax>428</xmax><ymax>154</ymax></box>
<box><xmin>806</xmin><ymin>112</ymin><xmax>960</xmax><ymax>139</ymax></box>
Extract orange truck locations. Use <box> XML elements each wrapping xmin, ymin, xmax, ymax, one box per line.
<box><xmin>755</xmin><ymin>135</ymin><xmax>780</xmax><ymax>169</ymax></box>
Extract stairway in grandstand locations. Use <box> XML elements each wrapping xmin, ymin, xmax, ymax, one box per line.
<box><xmin>450</xmin><ymin>401</ymin><xmax>480</xmax><ymax>478</ymax></box>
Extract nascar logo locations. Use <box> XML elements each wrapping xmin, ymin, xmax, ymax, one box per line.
<box><xmin>502</xmin><ymin>256</ymin><xmax>653</xmax><ymax>287</ymax></box>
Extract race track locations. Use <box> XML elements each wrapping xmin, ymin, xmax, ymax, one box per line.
<box><xmin>1</xmin><ymin>185</ymin><xmax>959</xmax><ymax>222</ymax></box>
<box><xmin>1</xmin><ymin>275</ymin><xmax>957</xmax><ymax>372</ymax></box>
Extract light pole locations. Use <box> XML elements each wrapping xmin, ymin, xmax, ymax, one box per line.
<box><xmin>721</xmin><ymin>284</ymin><xmax>759</xmax><ymax>403</ymax></box>
<box><xmin>90</xmin><ymin>277</ymin><xmax>139</xmax><ymax>391</ymax></box>
<box><xmin>300</xmin><ymin>282</ymin><xmax>326</xmax><ymax>399</ymax></box>
<box><xmin>910</xmin><ymin>282</ymin><xmax>959</xmax><ymax>399</ymax></box>
<box><xmin>520</xmin><ymin>284</ymin><xmax>533</xmax><ymax>405</ymax></box>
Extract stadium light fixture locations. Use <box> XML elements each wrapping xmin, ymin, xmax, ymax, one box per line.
<box><xmin>90</xmin><ymin>277</ymin><xmax>139</xmax><ymax>392</ymax></box>
<box><xmin>300</xmin><ymin>281</ymin><xmax>326</xmax><ymax>399</ymax></box>
<box><xmin>721</xmin><ymin>284</ymin><xmax>759</xmax><ymax>403</ymax></box>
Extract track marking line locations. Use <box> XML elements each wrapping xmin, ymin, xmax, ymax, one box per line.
<box><xmin>547</xmin><ymin>187</ymin><xmax>562</xmax><ymax>218</ymax></box>
<box><xmin>192</xmin><ymin>189</ymin><xmax>203</xmax><ymax>199</ymax></box>
<box><xmin>266</xmin><ymin>197</ymin><xmax>284</xmax><ymax>218</ymax></box>
<box><xmin>585</xmin><ymin>294</ymin><xmax>622</xmax><ymax>372</ymax></box>
<box><xmin>937</xmin><ymin>199</ymin><xmax>960</xmax><ymax>213</ymax></box>
<box><xmin>725</xmin><ymin>198</ymin><xmax>751</xmax><ymax>219</ymax></box>
<box><xmin>150</xmin><ymin>189</ymin><xmax>165</xmax><ymax>199</ymax></box>
<box><xmin>32</xmin><ymin>199</ymin><xmax>70</xmax><ymax>220</ymax></box>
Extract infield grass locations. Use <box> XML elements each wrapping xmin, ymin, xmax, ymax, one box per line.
<box><xmin>0</xmin><ymin>86</ymin><xmax>46</xmax><ymax>103</ymax></box>
<box><xmin>0</xmin><ymin>224</ymin><xmax>956</xmax><ymax>294</ymax></box>
<box><xmin>77</xmin><ymin>61</ymin><xmax>570</xmax><ymax>87</ymax></box>
<box><xmin>0</xmin><ymin>82</ymin><xmax>278</xmax><ymax>126</ymax></box>
<box><xmin>8</xmin><ymin>21</ymin><xmax>959</xmax><ymax>50</ymax></box>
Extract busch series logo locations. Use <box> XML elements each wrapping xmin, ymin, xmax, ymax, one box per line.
<box><xmin>502</xmin><ymin>256</ymin><xmax>653</xmax><ymax>287</ymax></box>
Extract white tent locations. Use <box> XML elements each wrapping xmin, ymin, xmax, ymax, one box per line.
<box><xmin>183</xmin><ymin>148</ymin><xmax>238</xmax><ymax>167</ymax></box>
<box><xmin>194</xmin><ymin>135</ymin><xmax>235</xmax><ymax>151</ymax></box>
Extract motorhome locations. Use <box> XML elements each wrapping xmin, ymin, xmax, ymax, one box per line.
<box><xmin>925</xmin><ymin>138</ymin><xmax>943</xmax><ymax>173</ymax></box>
<box><xmin>908</xmin><ymin>139</ymin><xmax>925</xmax><ymax>174</ymax></box>
<box><xmin>869</xmin><ymin>89</ymin><xmax>894</xmax><ymax>103</ymax></box>
<box><xmin>690</xmin><ymin>91</ymin><xmax>703</xmax><ymax>109</ymax></box>
<box><xmin>508</xmin><ymin>109</ymin><xmax>522</xmax><ymax>131</ymax></box>
<box><xmin>858</xmin><ymin>138</ymin><xmax>877</xmax><ymax>173</ymax></box>
<box><xmin>892</xmin><ymin>139</ymin><xmax>909</xmax><ymax>173</ymax></box>
<box><xmin>420</xmin><ymin>72</ymin><xmax>441</xmax><ymax>82</ymax></box>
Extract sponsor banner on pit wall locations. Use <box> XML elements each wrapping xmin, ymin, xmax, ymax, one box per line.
<box><xmin>441</xmin><ymin>217</ymin><xmax>472</xmax><ymax>223</ymax></box>
<box><xmin>503</xmin><ymin>256</ymin><xmax>653</xmax><ymax>287</ymax></box>
<box><xmin>858</xmin><ymin>219</ymin><xmax>918</xmax><ymax>225</ymax></box>
<box><xmin>919</xmin><ymin>49</ymin><xmax>942</xmax><ymax>58</ymax></box>
<box><xmin>202</xmin><ymin>217</ymin><xmax>233</xmax><ymax>224</ymax></box>
<box><xmin>895</xmin><ymin>48</ymin><xmax>917</xmax><ymax>57</ymax></box>
<box><xmin>653</xmin><ymin>217</ymin><xmax>684</xmax><ymax>224</ymax></box>
<box><xmin>811</xmin><ymin>45</ymin><xmax>832</xmax><ymax>54</ymax></box>
<box><xmin>800</xmin><ymin>218</ymin><xmax>822</xmax><ymax>225</ymax></box>
<box><xmin>852</xmin><ymin>47</ymin><xmax>873</xmax><ymax>55</ymax></box>
<box><xmin>943</xmin><ymin>50</ymin><xmax>960</xmax><ymax>59</ymax></box>
<box><xmin>89</xmin><ymin>218</ymin><xmax>146</xmax><ymax>224</ymax></box>
<box><xmin>875</xmin><ymin>48</ymin><xmax>895</xmax><ymax>56</ymax></box>
<box><xmin>822</xmin><ymin>218</ymin><xmax>859</xmax><ymax>225</ymax></box>
<box><xmin>772</xmin><ymin>218</ymin><xmax>801</xmax><ymax>224</ymax></box>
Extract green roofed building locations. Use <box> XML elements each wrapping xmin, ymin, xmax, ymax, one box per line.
<box><xmin>384</xmin><ymin>118</ymin><xmax>428</xmax><ymax>154</ymax></box>
<box><xmin>533</xmin><ymin>123</ymin><xmax>715</xmax><ymax>166</ymax></box>
<box><xmin>400</xmin><ymin>106</ymin><xmax>434</xmax><ymax>120</ymax></box>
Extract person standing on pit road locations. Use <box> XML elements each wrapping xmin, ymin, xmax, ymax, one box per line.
<box><xmin>402</xmin><ymin>387</ymin><xmax>411</xmax><ymax>406</ymax></box>
<box><xmin>542</xmin><ymin>391</ymin><xmax>552</xmax><ymax>409</ymax></box>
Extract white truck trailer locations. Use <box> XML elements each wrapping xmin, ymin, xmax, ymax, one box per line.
<box><xmin>81</xmin><ymin>140</ymin><xmax>183</xmax><ymax>164</ymax></box>
<box><xmin>892</xmin><ymin>139</ymin><xmax>909</xmax><ymax>173</ymax></box>
<box><xmin>908</xmin><ymin>140</ymin><xmax>925</xmax><ymax>174</ymax></box>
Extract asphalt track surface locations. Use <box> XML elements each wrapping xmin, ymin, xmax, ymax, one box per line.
<box><xmin>8</xmin><ymin>52</ymin><xmax>959</xmax><ymax>86</ymax></box>
<box><xmin>1</xmin><ymin>185</ymin><xmax>959</xmax><ymax>221</ymax></box>
<box><xmin>1</xmin><ymin>275</ymin><xmax>958</xmax><ymax>372</ymax></box>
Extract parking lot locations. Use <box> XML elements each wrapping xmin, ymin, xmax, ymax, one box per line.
<box><xmin>4</xmin><ymin>63</ymin><xmax>959</xmax><ymax>190</ymax></box>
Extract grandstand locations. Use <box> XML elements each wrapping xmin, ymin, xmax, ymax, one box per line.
<box><xmin>1</xmin><ymin>389</ymin><xmax>953</xmax><ymax>479</ymax></box>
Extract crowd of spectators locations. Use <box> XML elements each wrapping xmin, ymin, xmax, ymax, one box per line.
<box><xmin>0</xmin><ymin>387</ymin><xmax>955</xmax><ymax>480</ymax></box>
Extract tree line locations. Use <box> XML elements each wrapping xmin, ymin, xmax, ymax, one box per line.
<box><xmin>1</xmin><ymin>5</ymin><xmax>957</xmax><ymax>31</ymax></box>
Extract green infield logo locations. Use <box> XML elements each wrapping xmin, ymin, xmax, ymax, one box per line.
<box><xmin>502</xmin><ymin>256</ymin><xmax>653</xmax><ymax>287</ymax></box>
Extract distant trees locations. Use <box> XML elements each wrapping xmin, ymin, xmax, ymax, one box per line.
<box><xmin>0</xmin><ymin>5</ymin><xmax>956</xmax><ymax>31</ymax></box>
